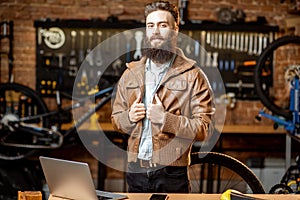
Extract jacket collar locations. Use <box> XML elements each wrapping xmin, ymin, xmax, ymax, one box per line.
<box><xmin>166</xmin><ymin>48</ymin><xmax>196</xmax><ymax>77</ymax></box>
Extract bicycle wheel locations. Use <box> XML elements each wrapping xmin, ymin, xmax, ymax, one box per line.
<box><xmin>254</xmin><ymin>35</ymin><xmax>300</xmax><ymax>119</ymax></box>
<box><xmin>0</xmin><ymin>83</ymin><xmax>49</xmax><ymax>160</ymax></box>
<box><xmin>189</xmin><ymin>152</ymin><xmax>265</xmax><ymax>194</ymax></box>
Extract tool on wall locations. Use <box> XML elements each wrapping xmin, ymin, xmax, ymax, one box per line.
<box><xmin>185</xmin><ymin>31</ymin><xmax>193</xmax><ymax>55</ymax></box>
<box><xmin>133</xmin><ymin>31</ymin><xmax>143</xmax><ymax>60</ymax></box>
<box><xmin>78</xmin><ymin>30</ymin><xmax>85</xmax><ymax>64</ymax></box>
<box><xmin>56</xmin><ymin>52</ymin><xmax>66</xmax><ymax>91</ymax></box>
<box><xmin>112</xmin><ymin>32</ymin><xmax>123</xmax><ymax>77</ymax></box>
<box><xmin>200</xmin><ymin>30</ymin><xmax>206</xmax><ymax>67</ymax></box>
<box><xmin>68</xmin><ymin>30</ymin><xmax>78</xmax><ymax>77</ymax></box>
<box><xmin>85</xmin><ymin>30</ymin><xmax>94</xmax><ymax>66</ymax></box>
<box><xmin>123</xmin><ymin>30</ymin><xmax>133</xmax><ymax>63</ymax></box>
<box><xmin>95</xmin><ymin>30</ymin><xmax>103</xmax><ymax>68</ymax></box>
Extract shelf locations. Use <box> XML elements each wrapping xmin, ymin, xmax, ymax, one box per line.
<box><xmin>34</xmin><ymin>18</ymin><xmax>279</xmax><ymax>33</ymax></box>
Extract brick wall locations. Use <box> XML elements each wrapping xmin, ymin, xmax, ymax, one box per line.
<box><xmin>0</xmin><ymin>0</ymin><xmax>298</xmax><ymax>125</ymax></box>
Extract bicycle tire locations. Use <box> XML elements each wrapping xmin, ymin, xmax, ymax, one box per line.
<box><xmin>269</xmin><ymin>183</ymin><xmax>293</xmax><ymax>194</ymax></box>
<box><xmin>254</xmin><ymin>35</ymin><xmax>300</xmax><ymax>119</ymax></box>
<box><xmin>189</xmin><ymin>152</ymin><xmax>265</xmax><ymax>194</ymax></box>
<box><xmin>0</xmin><ymin>83</ymin><xmax>49</xmax><ymax>160</ymax></box>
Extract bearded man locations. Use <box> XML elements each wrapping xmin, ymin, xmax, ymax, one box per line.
<box><xmin>111</xmin><ymin>0</ymin><xmax>215</xmax><ymax>193</ymax></box>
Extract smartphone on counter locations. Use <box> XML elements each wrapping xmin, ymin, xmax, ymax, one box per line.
<box><xmin>149</xmin><ymin>194</ymin><xmax>169</xmax><ymax>200</ymax></box>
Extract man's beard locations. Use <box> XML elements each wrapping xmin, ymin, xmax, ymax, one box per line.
<box><xmin>142</xmin><ymin>34</ymin><xmax>176</xmax><ymax>64</ymax></box>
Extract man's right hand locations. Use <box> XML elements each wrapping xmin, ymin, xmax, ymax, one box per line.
<box><xmin>128</xmin><ymin>93</ymin><xmax>146</xmax><ymax>123</ymax></box>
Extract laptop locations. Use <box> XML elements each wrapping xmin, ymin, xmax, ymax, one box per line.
<box><xmin>39</xmin><ymin>156</ymin><xmax>127</xmax><ymax>200</ymax></box>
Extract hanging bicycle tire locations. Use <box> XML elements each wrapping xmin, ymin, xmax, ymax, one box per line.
<box><xmin>189</xmin><ymin>152</ymin><xmax>265</xmax><ymax>194</ymax></box>
<box><xmin>254</xmin><ymin>35</ymin><xmax>300</xmax><ymax>119</ymax></box>
<box><xmin>0</xmin><ymin>83</ymin><xmax>49</xmax><ymax>160</ymax></box>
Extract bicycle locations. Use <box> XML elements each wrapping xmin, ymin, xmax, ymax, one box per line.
<box><xmin>189</xmin><ymin>150</ymin><xmax>265</xmax><ymax>194</ymax></box>
<box><xmin>254</xmin><ymin>35</ymin><xmax>300</xmax><ymax>193</ymax></box>
<box><xmin>0</xmin><ymin>81</ymin><xmax>114</xmax><ymax>161</ymax></box>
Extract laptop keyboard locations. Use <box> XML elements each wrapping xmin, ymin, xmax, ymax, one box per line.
<box><xmin>96</xmin><ymin>190</ymin><xmax>127</xmax><ymax>200</ymax></box>
<box><xmin>96</xmin><ymin>190</ymin><xmax>113</xmax><ymax>199</ymax></box>
<box><xmin>97</xmin><ymin>196</ymin><xmax>112</xmax><ymax>200</ymax></box>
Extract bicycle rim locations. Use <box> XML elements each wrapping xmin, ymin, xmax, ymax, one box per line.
<box><xmin>0</xmin><ymin>83</ymin><xmax>49</xmax><ymax>160</ymax></box>
<box><xmin>254</xmin><ymin>35</ymin><xmax>300</xmax><ymax>119</ymax></box>
<box><xmin>189</xmin><ymin>152</ymin><xmax>265</xmax><ymax>194</ymax></box>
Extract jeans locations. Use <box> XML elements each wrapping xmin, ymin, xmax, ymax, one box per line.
<box><xmin>126</xmin><ymin>162</ymin><xmax>190</xmax><ymax>193</ymax></box>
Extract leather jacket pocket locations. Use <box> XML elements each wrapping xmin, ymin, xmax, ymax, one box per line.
<box><xmin>165</xmin><ymin>79</ymin><xmax>187</xmax><ymax>91</ymax></box>
<box><xmin>157</xmin><ymin>132</ymin><xmax>174</xmax><ymax>140</ymax></box>
<box><xmin>126</xmin><ymin>80</ymin><xmax>140</xmax><ymax>104</ymax></box>
<box><xmin>126</xmin><ymin>80</ymin><xmax>139</xmax><ymax>89</ymax></box>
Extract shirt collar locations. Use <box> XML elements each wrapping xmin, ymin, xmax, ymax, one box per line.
<box><xmin>145</xmin><ymin>54</ymin><xmax>176</xmax><ymax>73</ymax></box>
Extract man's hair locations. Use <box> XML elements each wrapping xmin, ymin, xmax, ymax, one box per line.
<box><xmin>145</xmin><ymin>1</ymin><xmax>179</xmax><ymax>25</ymax></box>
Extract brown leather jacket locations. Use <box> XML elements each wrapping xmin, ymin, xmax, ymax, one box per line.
<box><xmin>111</xmin><ymin>48</ymin><xmax>215</xmax><ymax>166</ymax></box>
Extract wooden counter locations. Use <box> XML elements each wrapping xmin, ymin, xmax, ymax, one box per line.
<box><xmin>218</xmin><ymin>125</ymin><xmax>285</xmax><ymax>134</ymax></box>
<box><xmin>49</xmin><ymin>193</ymin><xmax>300</xmax><ymax>200</ymax></box>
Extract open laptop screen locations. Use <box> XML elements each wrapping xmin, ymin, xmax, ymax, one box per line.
<box><xmin>39</xmin><ymin>156</ymin><xmax>127</xmax><ymax>200</ymax></box>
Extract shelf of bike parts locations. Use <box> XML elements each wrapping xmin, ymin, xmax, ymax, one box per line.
<box><xmin>34</xmin><ymin>19</ymin><xmax>279</xmax><ymax>99</ymax></box>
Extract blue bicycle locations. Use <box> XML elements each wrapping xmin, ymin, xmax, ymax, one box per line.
<box><xmin>254</xmin><ymin>35</ymin><xmax>300</xmax><ymax>193</ymax></box>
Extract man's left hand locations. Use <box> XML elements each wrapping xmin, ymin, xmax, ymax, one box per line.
<box><xmin>147</xmin><ymin>94</ymin><xmax>165</xmax><ymax>124</ymax></box>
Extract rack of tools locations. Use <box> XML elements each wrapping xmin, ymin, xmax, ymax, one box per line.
<box><xmin>34</xmin><ymin>19</ymin><xmax>278</xmax><ymax>99</ymax></box>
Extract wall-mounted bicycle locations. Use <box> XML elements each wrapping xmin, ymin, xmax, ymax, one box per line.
<box><xmin>255</xmin><ymin>35</ymin><xmax>300</xmax><ymax>194</ymax></box>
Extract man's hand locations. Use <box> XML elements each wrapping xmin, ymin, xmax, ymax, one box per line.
<box><xmin>147</xmin><ymin>94</ymin><xmax>165</xmax><ymax>124</ymax></box>
<box><xmin>128</xmin><ymin>93</ymin><xmax>146</xmax><ymax>123</ymax></box>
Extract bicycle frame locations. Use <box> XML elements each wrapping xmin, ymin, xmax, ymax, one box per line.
<box><xmin>258</xmin><ymin>77</ymin><xmax>300</xmax><ymax>139</ymax></box>
<box><xmin>63</xmin><ymin>86</ymin><xmax>113</xmax><ymax>138</ymax></box>
<box><xmin>258</xmin><ymin>77</ymin><xmax>300</xmax><ymax>193</ymax></box>
<box><xmin>1</xmin><ymin>85</ymin><xmax>113</xmax><ymax>149</ymax></box>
